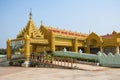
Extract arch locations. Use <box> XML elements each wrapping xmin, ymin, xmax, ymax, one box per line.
<box><xmin>86</xmin><ymin>32</ymin><xmax>103</xmax><ymax>54</ymax></box>
<box><xmin>87</xmin><ymin>32</ymin><xmax>103</xmax><ymax>46</ymax></box>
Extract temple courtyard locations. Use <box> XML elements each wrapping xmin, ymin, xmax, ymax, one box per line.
<box><xmin>0</xmin><ymin>62</ymin><xmax>120</xmax><ymax>80</ymax></box>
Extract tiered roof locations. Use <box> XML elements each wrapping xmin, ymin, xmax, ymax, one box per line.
<box><xmin>17</xmin><ymin>11</ymin><xmax>88</xmax><ymax>39</ymax></box>
<box><xmin>17</xmin><ymin>11</ymin><xmax>44</xmax><ymax>39</ymax></box>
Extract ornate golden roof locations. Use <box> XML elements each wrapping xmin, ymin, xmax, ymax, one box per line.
<box><xmin>17</xmin><ymin>11</ymin><xmax>44</xmax><ymax>39</ymax></box>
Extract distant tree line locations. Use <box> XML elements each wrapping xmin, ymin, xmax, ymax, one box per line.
<box><xmin>0</xmin><ymin>48</ymin><xmax>6</xmax><ymax>55</ymax></box>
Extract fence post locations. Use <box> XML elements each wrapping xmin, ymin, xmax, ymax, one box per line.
<box><xmin>71</xmin><ymin>58</ymin><xmax>73</xmax><ymax>68</ymax></box>
<box><xmin>64</xmin><ymin>57</ymin><xmax>66</xmax><ymax>66</ymax></box>
<box><xmin>61</xmin><ymin>57</ymin><xmax>63</xmax><ymax>66</ymax></box>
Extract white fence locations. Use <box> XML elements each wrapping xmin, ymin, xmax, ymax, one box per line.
<box><xmin>54</xmin><ymin>51</ymin><xmax>120</xmax><ymax>67</ymax></box>
<box><xmin>98</xmin><ymin>52</ymin><xmax>120</xmax><ymax>67</ymax></box>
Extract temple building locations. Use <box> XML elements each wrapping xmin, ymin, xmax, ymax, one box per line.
<box><xmin>6</xmin><ymin>11</ymin><xmax>120</xmax><ymax>61</ymax></box>
<box><xmin>86</xmin><ymin>31</ymin><xmax>120</xmax><ymax>54</ymax></box>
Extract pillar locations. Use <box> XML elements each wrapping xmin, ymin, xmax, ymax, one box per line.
<box><xmin>84</xmin><ymin>40</ymin><xmax>90</xmax><ymax>53</ymax></box>
<box><xmin>50</xmin><ymin>32</ymin><xmax>55</xmax><ymax>52</ymax></box>
<box><xmin>50</xmin><ymin>32</ymin><xmax>55</xmax><ymax>64</ymax></box>
<box><xmin>116</xmin><ymin>45</ymin><xmax>119</xmax><ymax>53</ymax></box>
<box><xmin>73</xmin><ymin>37</ymin><xmax>78</xmax><ymax>52</ymax></box>
<box><xmin>23</xmin><ymin>35</ymin><xmax>30</xmax><ymax>67</ymax></box>
<box><xmin>6</xmin><ymin>38</ymin><xmax>11</xmax><ymax>60</ymax></box>
<box><xmin>24</xmin><ymin>35</ymin><xmax>30</xmax><ymax>60</ymax></box>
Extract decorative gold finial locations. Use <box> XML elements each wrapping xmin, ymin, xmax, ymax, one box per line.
<box><xmin>29</xmin><ymin>8</ymin><xmax>32</xmax><ymax>19</ymax></box>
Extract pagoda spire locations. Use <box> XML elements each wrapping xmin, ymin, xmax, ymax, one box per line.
<box><xmin>29</xmin><ymin>8</ymin><xmax>32</xmax><ymax>20</ymax></box>
<box><xmin>17</xmin><ymin>9</ymin><xmax>44</xmax><ymax>38</ymax></box>
<box><xmin>40</xmin><ymin>20</ymin><xmax>43</xmax><ymax>25</ymax></box>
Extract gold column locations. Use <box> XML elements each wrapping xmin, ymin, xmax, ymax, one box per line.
<box><xmin>85</xmin><ymin>40</ymin><xmax>90</xmax><ymax>53</ymax></box>
<box><xmin>50</xmin><ymin>32</ymin><xmax>55</xmax><ymax>52</ymax></box>
<box><xmin>73</xmin><ymin>37</ymin><xmax>78</xmax><ymax>52</ymax></box>
<box><xmin>24</xmin><ymin>35</ymin><xmax>30</xmax><ymax>61</ymax></box>
<box><xmin>6</xmin><ymin>38</ymin><xmax>11</xmax><ymax>60</ymax></box>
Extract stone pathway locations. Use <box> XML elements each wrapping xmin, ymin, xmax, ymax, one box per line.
<box><xmin>0</xmin><ymin>61</ymin><xmax>119</xmax><ymax>80</ymax></box>
<box><xmin>0</xmin><ymin>67</ymin><xmax>27</xmax><ymax>76</ymax></box>
<box><xmin>0</xmin><ymin>67</ymin><xmax>120</xmax><ymax>80</ymax></box>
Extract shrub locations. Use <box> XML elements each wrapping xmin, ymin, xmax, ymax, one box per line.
<box><xmin>18</xmin><ymin>59</ymin><xmax>24</xmax><ymax>63</ymax></box>
<box><xmin>9</xmin><ymin>61</ymin><xmax>13</xmax><ymax>66</ymax></box>
<box><xmin>18</xmin><ymin>59</ymin><xmax>24</xmax><ymax>66</ymax></box>
<box><xmin>30</xmin><ymin>61</ymin><xmax>37</xmax><ymax>67</ymax></box>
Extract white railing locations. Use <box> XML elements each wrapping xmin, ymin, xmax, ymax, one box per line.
<box><xmin>98</xmin><ymin>52</ymin><xmax>120</xmax><ymax>67</ymax></box>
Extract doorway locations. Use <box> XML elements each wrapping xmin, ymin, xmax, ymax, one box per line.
<box><xmin>90</xmin><ymin>48</ymin><xmax>100</xmax><ymax>54</ymax></box>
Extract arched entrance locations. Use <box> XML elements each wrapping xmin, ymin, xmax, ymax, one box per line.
<box><xmin>89</xmin><ymin>39</ymin><xmax>100</xmax><ymax>54</ymax></box>
<box><xmin>86</xmin><ymin>32</ymin><xmax>103</xmax><ymax>54</ymax></box>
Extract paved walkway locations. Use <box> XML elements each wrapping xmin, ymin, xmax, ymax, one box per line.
<box><xmin>0</xmin><ymin>67</ymin><xmax>27</xmax><ymax>76</ymax></box>
<box><xmin>1</xmin><ymin>61</ymin><xmax>120</xmax><ymax>80</ymax></box>
<box><xmin>0</xmin><ymin>66</ymin><xmax>120</xmax><ymax>80</ymax></box>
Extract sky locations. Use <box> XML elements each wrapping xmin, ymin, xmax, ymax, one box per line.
<box><xmin>1</xmin><ymin>0</ymin><xmax>120</xmax><ymax>48</ymax></box>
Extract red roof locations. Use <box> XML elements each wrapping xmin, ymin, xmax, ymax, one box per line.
<box><xmin>101</xmin><ymin>35</ymin><xmax>113</xmax><ymax>38</ymax></box>
<box><xmin>47</xmin><ymin>28</ymin><xmax>88</xmax><ymax>37</ymax></box>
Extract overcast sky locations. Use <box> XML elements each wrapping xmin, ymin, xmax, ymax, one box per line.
<box><xmin>1</xmin><ymin>0</ymin><xmax>120</xmax><ymax>48</ymax></box>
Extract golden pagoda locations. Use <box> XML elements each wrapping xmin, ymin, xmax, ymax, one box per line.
<box><xmin>6</xmin><ymin>11</ymin><xmax>120</xmax><ymax>62</ymax></box>
<box><xmin>6</xmin><ymin>11</ymin><xmax>88</xmax><ymax>61</ymax></box>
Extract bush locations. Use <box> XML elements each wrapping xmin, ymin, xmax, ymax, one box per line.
<box><xmin>18</xmin><ymin>59</ymin><xmax>24</xmax><ymax>64</ymax></box>
<box><xmin>18</xmin><ymin>59</ymin><xmax>24</xmax><ymax>66</ymax></box>
<box><xmin>0</xmin><ymin>48</ymin><xmax>6</xmax><ymax>55</ymax></box>
<box><xmin>9</xmin><ymin>61</ymin><xmax>13</xmax><ymax>66</ymax></box>
<box><xmin>30</xmin><ymin>62</ymin><xmax>38</xmax><ymax>67</ymax></box>
<box><xmin>9</xmin><ymin>59</ymin><xmax>24</xmax><ymax>66</ymax></box>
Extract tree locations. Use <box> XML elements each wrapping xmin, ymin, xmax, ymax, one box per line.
<box><xmin>0</xmin><ymin>48</ymin><xmax>6</xmax><ymax>55</ymax></box>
